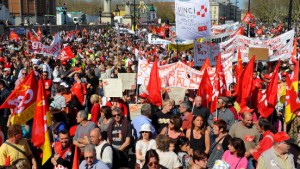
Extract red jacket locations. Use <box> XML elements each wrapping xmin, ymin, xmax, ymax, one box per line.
<box><xmin>252</xmin><ymin>130</ymin><xmax>274</xmax><ymax>161</ymax></box>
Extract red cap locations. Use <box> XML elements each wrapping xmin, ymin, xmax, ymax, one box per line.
<box><xmin>273</xmin><ymin>132</ymin><xmax>294</xmax><ymax>143</ymax></box>
<box><xmin>240</xmin><ymin>106</ymin><xmax>254</xmax><ymax>113</ymax></box>
<box><xmin>139</xmin><ymin>93</ymin><xmax>148</xmax><ymax>99</ymax></box>
<box><xmin>263</xmin><ymin>74</ymin><xmax>271</xmax><ymax>80</ymax></box>
<box><xmin>281</xmin><ymin>72</ymin><xmax>287</xmax><ymax>77</ymax></box>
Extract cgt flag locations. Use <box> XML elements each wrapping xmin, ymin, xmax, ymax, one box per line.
<box><xmin>57</xmin><ymin>46</ymin><xmax>75</xmax><ymax>61</ymax></box>
<box><xmin>31</xmin><ymin>78</ymin><xmax>52</xmax><ymax>165</ymax></box>
<box><xmin>0</xmin><ymin>71</ymin><xmax>38</xmax><ymax>124</ymax></box>
<box><xmin>175</xmin><ymin>0</ymin><xmax>211</xmax><ymax>40</ymax></box>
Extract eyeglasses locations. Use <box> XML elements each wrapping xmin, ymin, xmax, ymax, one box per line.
<box><xmin>84</xmin><ymin>156</ymin><xmax>94</xmax><ymax>160</ymax></box>
<box><xmin>148</xmin><ymin>161</ymin><xmax>158</xmax><ymax>167</ymax></box>
<box><xmin>113</xmin><ymin>114</ymin><xmax>121</xmax><ymax>117</ymax></box>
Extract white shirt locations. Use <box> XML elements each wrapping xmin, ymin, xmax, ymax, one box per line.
<box><xmin>156</xmin><ymin>149</ymin><xmax>182</xmax><ymax>169</ymax></box>
<box><xmin>95</xmin><ymin>140</ymin><xmax>113</xmax><ymax>169</ymax></box>
<box><xmin>135</xmin><ymin>139</ymin><xmax>157</xmax><ymax>167</ymax></box>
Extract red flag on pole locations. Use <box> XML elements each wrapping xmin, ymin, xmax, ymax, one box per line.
<box><xmin>242</xmin><ymin>12</ymin><xmax>254</xmax><ymax>24</ymax></box>
<box><xmin>0</xmin><ymin>71</ymin><xmax>38</xmax><ymax>124</ymax></box>
<box><xmin>235</xmin><ymin>56</ymin><xmax>255</xmax><ymax>108</ymax></box>
<box><xmin>9</xmin><ymin>31</ymin><xmax>19</xmax><ymax>42</ymax></box>
<box><xmin>235</xmin><ymin>49</ymin><xmax>243</xmax><ymax>83</ymax></box>
<box><xmin>58</xmin><ymin>46</ymin><xmax>75</xmax><ymax>61</ymax></box>
<box><xmin>147</xmin><ymin>59</ymin><xmax>162</xmax><ymax>106</ymax></box>
<box><xmin>266</xmin><ymin>61</ymin><xmax>280</xmax><ymax>106</ymax></box>
<box><xmin>197</xmin><ymin>69</ymin><xmax>213</xmax><ymax>108</ymax></box>
<box><xmin>200</xmin><ymin>57</ymin><xmax>211</xmax><ymax>72</ymax></box>
<box><xmin>72</xmin><ymin>146</ymin><xmax>80</xmax><ymax>169</ymax></box>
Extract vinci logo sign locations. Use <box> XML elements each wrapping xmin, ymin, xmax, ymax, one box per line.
<box><xmin>176</xmin><ymin>0</ymin><xmax>211</xmax><ymax>40</ymax></box>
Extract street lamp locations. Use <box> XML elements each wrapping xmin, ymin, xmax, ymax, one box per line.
<box><xmin>287</xmin><ymin>0</ymin><xmax>292</xmax><ymax>30</ymax></box>
<box><xmin>62</xmin><ymin>3</ymin><xmax>67</xmax><ymax>25</ymax></box>
<box><xmin>99</xmin><ymin>7</ymin><xmax>102</xmax><ymax>24</ymax></box>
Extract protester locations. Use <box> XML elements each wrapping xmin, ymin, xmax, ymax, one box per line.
<box><xmin>152</xmin><ymin>100</ymin><xmax>173</xmax><ymax>134</ymax></box>
<box><xmin>192</xmin><ymin>96</ymin><xmax>210</xmax><ymax>120</ymax></box>
<box><xmin>79</xmin><ymin>144</ymin><xmax>109</xmax><ymax>169</ymax></box>
<box><xmin>142</xmin><ymin>149</ymin><xmax>160</xmax><ymax>169</ymax></box>
<box><xmin>176</xmin><ymin>136</ymin><xmax>192</xmax><ymax>169</ymax></box>
<box><xmin>90</xmin><ymin>94</ymin><xmax>101</xmax><ymax>123</ymax></box>
<box><xmin>190</xmin><ymin>150</ymin><xmax>208</xmax><ymax>169</ymax></box>
<box><xmin>97</xmin><ymin>106</ymin><xmax>113</xmax><ymax>140</ymax></box>
<box><xmin>179</xmin><ymin>101</ymin><xmax>194</xmax><ymax>132</ymax></box>
<box><xmin>160</xmin><ymin>115</ymin><xmax>183</xmax><ymax>139</ymax></box>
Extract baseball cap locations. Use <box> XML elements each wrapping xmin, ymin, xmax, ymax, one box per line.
<box><xmin>274</xmin><ymin>132</ymin><xmax>295</xmax><ymax>144</ymax></box>
<box><xmin>240</xmin><ymin>106</ymin><xmax>254</xmax><ymax>113</ymax></box>
<box><xmin>218</xmin><ymin>96</ymin><xmax>229</xmax><ymax>104</ymax></box>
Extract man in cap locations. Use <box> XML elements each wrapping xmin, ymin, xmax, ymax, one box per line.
<box><xmin>208</xmin><ymin>96</ymin><xmax>235</xmax><ymax>130</ymax></box>
<box><xmin>51</xmin><ymin>78</ymin><xmax>62</xmax><ymax>99</ymax></box>
<box><xmin>139</xmin><ymin>92</ymin><xmax>149</xmax><ymax>104</ymax></box>
<box><xmin>257</xmin><ymin>132</ymin><xmax>295</xmax><ymax>169</ymax></box>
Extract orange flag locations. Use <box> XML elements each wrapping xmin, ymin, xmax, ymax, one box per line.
<box><xmin>242</xmin><ymin>11</ymin><xmax>254</xmax><ymax>24</ymax></box>
<box><xmin>200</xmin><ymin>57</ymin><xmax>211</xmax><ymax>72</ymax></box>
<box><xmin>31</xmin><ymin>78</ymin><xmax>52</xmax><ymax>165</ymax></box>
<box><xmin>9</xmin><ymin>31</ymin><xmax>19</xmax><ymax>42</ymax></box>
<box><xmin>197</xmin><ymin>69</ymin><xmax>213</xmax><ymax>108</ymax></box>
<box><xmin>235</xmin><ymin>49</ymin><xmax>243</xmax><ymax>83</ymax></box>
<box><xmin>72</xmin><ymin>146</ymin><xmax>80</xmax><ymax>169</ymax></box>
<box><xmin>0</xmin><ymin>71</ymin><xmax>38</xmax><ymax>124</ymax></box>
<box><xmin>235</xmin><ymin>56</ymin><xmax>255</xmax><ymax>108</ymax></box>
<box><xmin>147</xmin><ymin>59</ymin><xmax>162</xmax><ymax>106</ymax></box>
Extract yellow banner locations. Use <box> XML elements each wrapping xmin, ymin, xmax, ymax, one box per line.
<box><xmin>168</xmin><ymin>43</ymin><xmax>194</xmax><ymax>51</ymax></box>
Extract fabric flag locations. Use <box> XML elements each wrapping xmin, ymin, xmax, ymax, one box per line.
<box><xmin>285</xmin><ymin>40</ymin><xmax>299</xmax><ymax>124</ymax></box>
<box><xmin>26</xmin><ymin>30</ymin><xmax>39</xmax><ymax>42</ymax></box>
<box><xmin>257</xmin><ymin>89</ymin><xmax>274</xmax><ymax>118</ymax></box>
<box><xmin>197</xmin><ymin>69</ymin><xmax>213</xmax><ymax>108</ymax></box>
<box><xmin>58</xmin><ymin>46</ymin><xmax>75</xmax><ymax>61</ymax></box>
<box><xmin>285</xmin><ymin>75</ymin><xmax>300</xmax><ymax>121</ymax></box>
<box><xmin>200</xmin><ymin>57</ymin><xmax>211</xmax><ymax>72</ymax></box>
<box><xmin>242</xmin><ymin>11</ymin><xmax>254</xmax><ymax>24</ymax></box>
<box><xmin>210</xmin><ymin>54</ymin><xmax>226</xmax><ymax>113</ymax></box>
<box><xmin>0</xmin><ymin>71</ymin><xmax>38</xmax><ymax>124</ymax></box>
<box><xmin>9</xmin><ymin>31</ymin><xmax>19</xmax><ymax>42</ymax></box>
<box><xmin>235</xmin><ymin>49</ymin><xmax>243</xmax><ymax>83</ymax></box>
<box><xmin>235</xmin><ymin>56</ymin><xmax>255</xmax><ymax>108</ymax></box>
<box><xmin>157</xmin><ymin>26</ymin><xmax>166</xmax><ymax>38</ymax></box>
<box><xmin>175</xmin><ymin>0</ymin><xmax>211</xmax><ymax>40</ymax></box>
<box><xmin>256</xmin><ymin>28</ymin><xmax>263</xmax><ymax>35</ymax></box>
<box><xmin>31</xmin><ymin>78</ymin><xmax>52</xmax><ymax>165</ymax></box>
<box><xmin>266</xmin><ymin>61</ymin><xmax>280</xmax><ymax>106</ymax></box>
<box><xmin>147</xmin><ymin>59</ymin><xmax>162</xmax><ymax>106</ymax></box>
<box><xmin>72</xmin><ymin>146</ymin><xmax>80</xmax><ymax>169</ymax></box>
<box><xmin>4</xmin><ymin>156</ymin><xmax>10</xmax><ymax>166</ymax></box>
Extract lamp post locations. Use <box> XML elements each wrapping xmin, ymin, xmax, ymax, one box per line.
<box><xmin>246</xmin><ymin>0</ymin><xmax>250</xmax><ymax>37</ymax></box>
<box><xmin>99</xmin><ymin>7</ymin><xmax>102</xmax><ymax>24</ymax></box>
<box><xmin>287</xmin><ymin>0</ymin><xmax>292</xmax><ymax>30</ymax></box>
<box><xmin>62</xmin><ymin>3</ymin><xmax>67</xmax><ymax>25</ymax></box>
<box><xmin>235</xmin><ymin>0</ymin><xmax>239</xmax><ymax>22</ymax></box>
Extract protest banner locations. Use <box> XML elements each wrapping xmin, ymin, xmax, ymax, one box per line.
<box><xmin>175</xmin><ymin>0</ymin><xmax>211</xmax><ymax>40</ymax></box>
<box><xmin>103</xmin><ymin>79</ymin><xmax>123</xmax><ymax>97</ymax></box>
<box><xmin>166</xmin><ymin>87</ymin><xmax>187</xmax><ymax>105</ymax></box>
<box><xmin>129</xmin><ymin>104</ymin><xmax>143</xmax><ymax>120</ymax></box>
<box><xmin>248</xmin><ymin>47</ymin><xmax>269</xmax><ymax>60</ymax></box>
<box><xmin>118</xmin><ymin>73</ymin><xmax>137</xmax><ymax>90</ymax></box>
<box><xmin>27</xmin><ymin>33</ymin><xmax>61</xmax><ymax>57</ymax></box>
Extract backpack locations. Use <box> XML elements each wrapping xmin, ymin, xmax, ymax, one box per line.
<box><xmin>100</xmin><ymin>143</ymin><xmax>125</xmax><ymax>169</ymax></box>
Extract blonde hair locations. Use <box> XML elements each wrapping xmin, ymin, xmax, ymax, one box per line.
<box><xmin>162</xmin><ymin>99</ymin><xmax>171</xmax><ymax>107</ymax></box>
<box><xmin>90</xmin><ymin>94</ymin><xmax>100</xmax><ymax>103</ymax></box>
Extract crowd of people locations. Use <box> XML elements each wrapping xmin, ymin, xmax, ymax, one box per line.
<box><xmin>0</xmin><ymin>24</ymin><xmax>298</xmax><ymax>169</ymax></box>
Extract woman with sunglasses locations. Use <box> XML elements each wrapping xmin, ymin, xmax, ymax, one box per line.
<box><xmin>186</xmin><ymin>115</ymin><xmax>210</xmax><ymax>154</ymax></box>
<box><xmin>142</xmin><ymin>149</ymin><xmax>161</xmax><ymax>169</ymax></box>
<box><xmin>160</xmin><ymin>115</ymin><xmax>183</xmax><ymax>139</ymax></box>
<box><xmin>135</xmin><ymin>124</ymin><xmax>157</xmax><ymax>169</ymax></box>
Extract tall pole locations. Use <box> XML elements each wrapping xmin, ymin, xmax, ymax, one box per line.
<box><xmin>235</xmin><ymin>0</ymin><xmax>238</xmax><ymax>22</ymax></box>
<box><xmin>288</xmin><ymin>0</ymin><xmax>292</xmax><ymax>30</ymax></box>
<box><xmin>247</xmin><ymin>0</ymin><xmax>250</xmax><ymax>37</ymax></box>
<box><xmin>133</xmin><ymin>0</ymin><xmax>136</xmax><ymax>33</ymax></box>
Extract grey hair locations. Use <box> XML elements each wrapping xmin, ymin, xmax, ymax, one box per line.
<box><xmin>79</xmin><ymin>110</ymin><xmax>88</xmax><ymax>120</ymax></box>
<box><xmin>84</xmin><ymin>144</ymin><xmax>96</xmax><ymax>155</ymax></box>
<box><xmin>112</xmin><ymin>107</ymin><xmax>123</xmax><ymax>115</ymax></box>
<box><xmin>181</xmin><ymin>101</ymin><xmax>191</xmax><ymax>110</ymax></box>
<box><xmin>141</xmin><ymin>104</ymin><xmax>152</xmax><ymax>117</ymax></box>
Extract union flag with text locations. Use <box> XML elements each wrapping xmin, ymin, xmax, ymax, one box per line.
<box><xmin>0</xmin><ymin>71</ymin><xmax>38</xmax><ymax>124</ymax></box>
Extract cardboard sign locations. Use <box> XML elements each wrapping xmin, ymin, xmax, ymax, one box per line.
<box><xmin>166</xmin><ymin>87</ymin><xmax>187</xmax><ymax>105</ymax></box>
<box><xmin>118</xmin><ymin>73</ymin><xmax>137</xmax><ymax>90</ymax></box>
<box><xmin>248</xmin><ymin>47</ymin><xmax>269</xmax><ymax>60</ymax></box>
<box><xmin>103</xmin><ymin>79</ymin><xmax>123</xmax><ymax>97</ymax></box>
<box><xmin>129</xmin><ymin>104</ymin><xmax>142</xmax><ymax>119</ymax></box>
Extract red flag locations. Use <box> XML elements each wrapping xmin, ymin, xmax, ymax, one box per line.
<box><xmin>58</xmin><ymin>46</ymin><xmax>75</xmax><ymax>61</ymax></box>
<box><xmin>236</xmin><ymin>56</ymin><xmax>255</xmax><ymax>108</ymax></box>
<box><xmin>9</xmin><ymin>31</ymin><xmax>19</xmax><ymax>42</ymax></box>
<box><xmin>257</xmin><ymin>90</ymin><xmax>274</xmax><ymax>118</ymax></box>
<box><xmin>4</xmin><ymin>156</ymin><xmax>10</xmax><ymax>166</ymax></box>
<box><xmin>242</xmin><ymin>12</ymin><xmax>254</xmax><ymax>24</ymax></box>
<box><xmin>200</xmin><ymin>58</ymin><xmax>211</xmax><ymax>72</ymax></box>
<box><xmin>266</xmin><ymin>61</ymin><xmax>280</xmax><ymax>106</ymax></box>
<box><xmin>157</xmin><ymin>26</ymin><xmax>166</xmax><ymax>38</ymax></box>
<box><xmin>235</xmin><ymin>49</ymin><xmax>243</xmax><ymax>82</ymax></box>
<box><xmin>147</xmin><ymin>59</ymin><xmax>162</xmax><ymax>106</ymax></box>
<box><xmin>256</xmin><ymin>28</ymin><xmax>263</xmax><ymax>35</ymax></box>
<box><xmin>276</xmin><ymin>23</ymin><xmax>283</xmax><ymax>34</ymax></box>
<box><xmin>0</xmin><ymin>71</ymin><xmax>38</xmax><ymax>124</ymax></box>
<box><xmin>286</xmin><ymin>75</ymin><xmax>300</xmax><ymax>113</ymax></box>
<box><xmin>72</xmin><ymin>146</ymin><xmax>80</xmax><ymax>169</ymax></box>
<box><xmin>31</xmin><ymin>78</ymin><xmax>52</xmax><ymax>165</ymax></box>
<box><xmin>197</xmin><ymin>69</ymin><xmax>213</xmax><ymax>108</ymax></box>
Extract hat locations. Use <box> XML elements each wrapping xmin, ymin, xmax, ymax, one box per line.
<box><xmin>139</xmin><ymin>93</ymin><xmax>148</xmax><ymax>99</ymax></box>
<box><xmin>218</xmin><ymin>96</ymin><xmax>229</xmax><ymax>104</ymax></box>
<box><xmin>53</xmin><ymin>78</ymin><xmax>62</xmax><ymax>83</ymax></box>
<box><xmin>38</xmin><ymin>64</ymin><xmax>44</xmax><ymax>69</ymax></box>
<box><xmin>281</xmin><ymin>72</ymin><xmax>287</xmax><ymax>77</ymax></box>
<box><xmin>139</xmin><ymin>124</ymin><xmax>151</xmax><ymax>133</ymax></box>
<box><xmin>274</xmin><ymin>132</ymin><xmax>295</xmax><ymax>144</ymax></box>
<box><xmin>60</xmin><ymin>82</ymin><xmax>69</xmax><ymax>88</ymax></box>
<box><xmin>240</xmin><ymin>106</ymin><xmax>254</xmax><ymax>113</ymax></box>
<box><xmin>263</xmin><ymin>74</ymin><xmax>271</xmax><ymax>80</ymax></box>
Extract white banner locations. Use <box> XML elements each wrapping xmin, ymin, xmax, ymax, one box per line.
<box><xmin>137</xmin><ymin>59</ymin><xmax>234</xmax><ymax>89</ymax></box>
<box><xmin>28</xmin><ymin>33</ymin><xmax>61</xmax><ymax>57</ymax></box>
<box><xmin>194</xmin><ymin>30</ymin><xmax>295</xmax><ymax>66</ymax></box>
<box><xmin>175</xmin><ymin>0</ymin><xmax>211</xmax><ymax>40</ymax></box>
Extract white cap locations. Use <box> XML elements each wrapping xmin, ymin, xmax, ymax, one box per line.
<box><xmin>60</xmin><ymin>82</ymin><xmax>69</xmax><ymax>88</ymax></box>
<box><xmin>4</xmin><ymin>68</ymin><xmax>10</xmax><ymax>72</ymax></box>
<box><xmin>53</xmin><ymin>78</ymin><xmax>62</xmax><ymax>83</ymax></box>
<box><xmin>139</xmin><ymin>124</ymin><xmax>152</xmax><ymax>133</ymax></box>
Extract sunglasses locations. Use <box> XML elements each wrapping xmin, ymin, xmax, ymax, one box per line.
<box><xmin>84</xmin><ymin>156</ymin><xmax>94</xmax><ymax>160</ymax></box>
<box><xmin>141</xmin><ymin>131</ymin><xmax>150</xmax><ymax>133</ymax></box>
<box><xmin>113</xmin><ymin>114</ymin><xmax>121</xmax><ymax>117</ymax></box>
<box><xmin>148</xmin><ymin>161</ymin><xmax>158</xmax><ymax>167</ymax></box>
